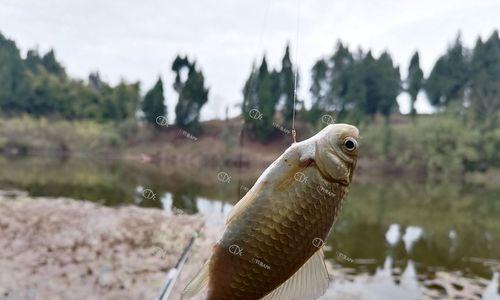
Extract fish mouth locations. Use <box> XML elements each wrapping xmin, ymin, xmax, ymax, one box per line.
<box><xmin>332</xmin><ymin>178</ymin><xmax>350</xmax><ymax>187</ymax></box>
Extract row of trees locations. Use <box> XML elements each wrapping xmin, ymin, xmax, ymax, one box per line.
<box><xmin>242</xmin><ymin>45</ymin><xmax>298</xmax><ymax>139</ymax></box>
<box><xmin>242</xmin><ymin>31</ymin><xmax>500</xmax><ymax>141</ymax></box>
<box><xmin>0</xmin><ymin>33</ymin><xmax>140</xmax><ymax>121</ymax></box>
<box><xmin>309</xmin><ymin>32</ymin><xmax>500</xmax><ymax>127</ymax></box>
<box><xmin>426</xmin><ymin>32</ymin><xmax>500</xmax><ymax>129</ymax></box>
<box><xmin>309</xmin><ymin>43</ymin><xmax>401</xmax><ymax>122</ymax></box>
<box><xmin>2</xmin><ymin>29</ymin><xmax>500</xmax><ymax>140</ymax></box>
<box><xmin>242</xmin><ymin>42</ymin><xmax>402</xmax><ymax>140</ymax></box>
<box><xmin>0</xmin><ymin>32</ymin><xmax>208</xmax><ymax>132</ymax></box>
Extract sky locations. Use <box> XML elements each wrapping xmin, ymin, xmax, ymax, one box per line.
<box><xmin>1</xmin><ymin>0</ymin><xmax>500</xmax><ymax>120</ymax></box>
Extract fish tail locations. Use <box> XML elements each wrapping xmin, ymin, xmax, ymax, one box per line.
<box><xmin>181</xmin><ymin>260</ymin><xmax>210</xmax><ymax>299</ymax></box>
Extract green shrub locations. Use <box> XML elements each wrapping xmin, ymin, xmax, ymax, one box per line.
<box><xmin>0</xmin><ymin>115</ymin><xmax>123</xmax><ymax>154</ymax></box>
<box><xmin>360</xmin><ymin>115</ymin><xmax>489</xmax><ymax>177</ymax></box>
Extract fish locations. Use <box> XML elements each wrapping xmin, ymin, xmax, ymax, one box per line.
<box><xmin>182</xmin><ymin>123</ymin><xmax>359</xmax><ymax>300</ymax></box>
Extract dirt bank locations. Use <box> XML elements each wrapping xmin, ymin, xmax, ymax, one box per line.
<box><xmin>0</xmin><ymin>191</ymin><xmax>207</xmax><ymax>300</ymax></box>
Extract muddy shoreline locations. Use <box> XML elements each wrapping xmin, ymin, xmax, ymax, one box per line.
<box><xmin>0</xmin><ymin>191</ymin><xmax>216</xmax><ymax>300</ymax></box>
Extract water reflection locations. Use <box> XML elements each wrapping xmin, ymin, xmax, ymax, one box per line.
<box><xmin>386</xmin><ymin>224</ymin><xmax>401</xmax><ymax>246</ymax></box>
<box><xmin>325</xmin><ymin>256</ymin><xmax>500</xmax><ymax>299</ymax></box>
<box><xmin>484</xmin><ymin>273</ymin><xmax>499</xmax><ymax>300</ymax></box>
<box><xmin>402</xmin><ymin>226</ymin><xmax>423</xmax><ymax>252</ymax></box>
<box><xmin>323</xmin><ymin>257</ymin><xmax>421</xmax><ymax>299</ymax></box>
<box><xmin>160</xmin><ymin>191</ymin><xmax>233</xmax><ymax>226</ymax></box>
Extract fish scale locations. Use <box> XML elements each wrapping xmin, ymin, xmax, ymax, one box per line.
<box><xmin>208</xmin><ymin>165</ymin><xmax>348</xmax><ymax>300</ymax></box>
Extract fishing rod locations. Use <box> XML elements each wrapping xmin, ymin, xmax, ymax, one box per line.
<box><xmin>156</xmin><ymin>223</ymin><xmax>204</xmax><ymax>300</ymax></box>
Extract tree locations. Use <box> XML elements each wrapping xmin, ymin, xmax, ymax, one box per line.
<box><xmin>425</xmin><ymin>35</ymin><xmax>469</xmax><ymax>107</ymax></box>
<box><xmin>308</xmin><ymin>45</ymin><xmax>400</xmax><ymax>124</ymax></box>
<box><xmin>309</xmin><ymin>59</ymin><xmax>329</xmax><ymax>124</ymax></box>
<box><xmin>242</xmin><ymin>56</ymin><xmax>280</xmax><ymax>140</ymax></box>
<box><xmin>407</xmin><ymin>51</ymin><xmax>424</xmax><ymax>117</ymax></box>
<box><xmin>308</xmin><ymin>42</ymin><xmax>358</xmax><ymax>124</ymax></box>
<box><xmin>0</xmin><ymin>31</ymin><xmax>30</xmax><ymax>113</ymax></box>
<box><xmin>142</xmin><ymin>77</ymin><xmax>166</xmax><ymax>128</ymax></box>
<box><xmin>41</xmin><ymin>50</ymin><xmax>65</xmax><ymax>77</ymax></box>
<box><xmin>88</xmin><ymin>72</ymin><xmax>104</xmax><ymax>90</ymax></box>
<box><xmin>172</xmin><ymin>56</ymin><xmax>209</xmax><ymax>133</ymax></box>
<box><xmin>111</xmin><ymin>81</ymin><xmax>140</xmax><ymax>121</ymax></box>
<box><xmin>376</xmin><ymin>52</ymin><xmax>401</xmax><ymax>118</ymax></box>
<box><xmin>278</xmin><ymin>44</ymin><xmax>296</xmax><ymax>123</ymax></box>
<box><xmin>0</xmin><ymin>30</ymin><xmax>141</xmax><ymax>121</ymax></box>
<box><xmin>172</xmin><ymin>55</ymin><xmax>189</xmax><ymax>93</ymax></box>
<box><xmin>468</xmin><ymin>31</ymin><xmax>500</xmax><ymax>128</ymax></box>
<box><xmin>327</xmin><ymin>41</ymin><xmax>354</xmax><ymax>112</ymax></box>
<box><xmin>24</xmin><ymin>49</ymin><xmax>44</xmax><ymax>73</ymax></box>
<box><xmin>310</xmin><ymin>59</ymin><xmax>328</xmax><ymax>109</ymax></box>
<box><xmin>339</xmin><ymin>50</ymin><xmax>400</xmax><ymax>120</ymax></box>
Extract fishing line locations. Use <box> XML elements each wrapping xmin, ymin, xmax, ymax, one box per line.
<box><xmin>237</xmin><ymin>0</ymin><xmax>273</xmax><ymax>199</ymax></box>
<box><xmin>291</xmin><ymin>0</ymin><xmax>301</xmax><ymax>144</ymax></box>
<box><xmin>241</xmin><ymin>0</ymin><xmax>274</xmax><ymax>111</ymax></box>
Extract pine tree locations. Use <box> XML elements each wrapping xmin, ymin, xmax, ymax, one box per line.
<box><xmin>242</xmin><ymin>56</ymin><xmax>280</xmax><ymax>140</ymax></box>
<box><xmin>469</xmin><ymin>31</ymin><xmax>500</xmax><ymax>127</ymax></box>
<box><xmin>407</xmin><ymin>51</ymin><xmax>423</xmax><ymax>117</ymax></box>
<box><xmin>425</xmin><ymin>35</ymin><xmax>469</xmax><ymax>107</ymax></box>
<box><xmin>377</xmin><ymin>52</ymin><xmax>401</xmax><ymax>118</ymax></box>
<box><xmin>142</xmin><ymin>77</ymin><xmax>166</xmax><ymax>128</ymax></box>
<box><xmin>242</xmin><ymin>63</ymin><xmax>259</xmax><ymax>124</ymax></box>
<box><xmin>88</xmin><ymin>72</ymin><xmax>104</xmax><ymax>90</ymax></box>
<box><xmin>310</xmin><ymin>59</ymin><xmax>328</xmax><ymax>108</ymax></box>
<box><xmin>172</xmin><ymin>57</ymin><xmax>209</xmax><ymax>133</ymax></box>
<box><xmin>0</xmin><ymin>31</ymin><xmax>30</xmax><ymax>113</ymax></box>
<box><xmin>279</xmin><ymin>44</ymin><xmax>296</xmax><ymax>123</ymax></box>
<box><xmin>25</xmin><ymin>49</ymin><xmax>44</xmax><ymax>73</ymax></box>
<box><xmin>41</xmin><ymin>49</ymin><xmax>65</xmax><ymax>77</ymax></box>
<box><xmin>309</xmin><ymin>59</ymin><xmax>329</xmax><ymax>124</ymax></box>
<box><xmin>359</xmin><ymin>51</ymin><xmax>379</xmax><ymax>117</ymax></box>
<box><xmin>327</xmin><ymin>41</ymin><xmax>354</xmax><ymax>112</ymax></box>
<box><xmin>346</xmin><ymin>51</ymin><xmax>400</xmax><ymax>120</ymax></box>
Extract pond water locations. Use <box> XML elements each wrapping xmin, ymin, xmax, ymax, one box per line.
<box><xmin>1</xmin><ymin>155</ymin><xmax>499</xmax><ymax>299</ymax></box>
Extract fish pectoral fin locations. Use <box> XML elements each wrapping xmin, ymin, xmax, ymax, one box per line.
<box><xmin>181</xmin><ymin>260</ymin><xmax>210</xmax><ymax>299</ymax></box>
<box><xmin>225</xmin><ymin>180</ymin><xmax>264</xmax><ymax>226</ymax></box>
<box><xmin>262</xmin><ymin>250</ymin><xmax>330</xmax><ymax>300</ymax></box>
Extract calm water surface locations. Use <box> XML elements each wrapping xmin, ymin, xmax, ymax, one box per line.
<box><xmin>1</xmin><ymin>155</ymin><xmax>499</xmax><ymax>299</ymax></box>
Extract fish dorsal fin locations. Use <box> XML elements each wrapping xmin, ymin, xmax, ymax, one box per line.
<box><xmin>262</xmin><ymin>250</ymin><xmax>330</xmax><ymax>300</ymax></box>
<box><xmin>181</xmin><ymin>260</ymin><xmax>210</xmax><ymax>299</ymax></box>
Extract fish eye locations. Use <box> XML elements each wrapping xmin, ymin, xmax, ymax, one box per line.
<box><xmin>343</xmin><ymin>137</ymin><xmax>358</xmax><ymax>151</ymax></box>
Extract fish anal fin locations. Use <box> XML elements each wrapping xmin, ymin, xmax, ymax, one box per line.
<box><xmin>181</xmin><ymin>260</ymin><xmax>210</xmax><ymax>299</ymax></box>
<box><xmin>262</xmin><ymin>250</ymin><xmax>330</xmax><ymax>300</ymax></box>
